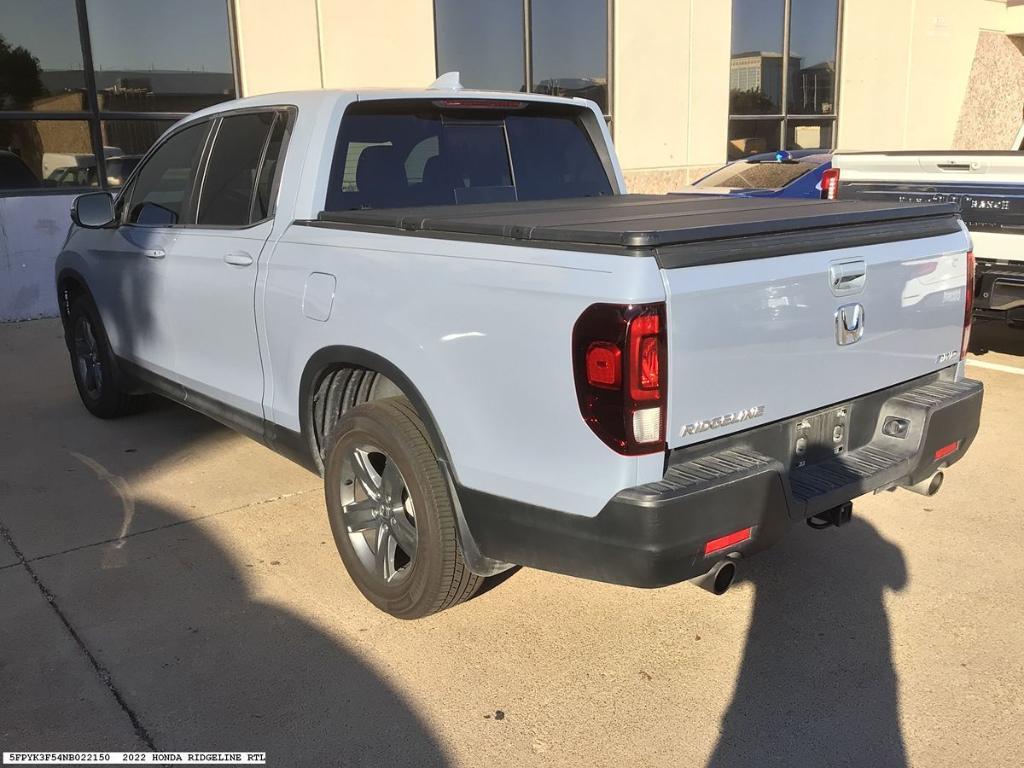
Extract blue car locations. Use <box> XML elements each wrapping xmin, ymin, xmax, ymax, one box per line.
<box><xmin>680</xmin><ymin>149</ymin><xmax>837</xmax><ymax>200</ymax></box>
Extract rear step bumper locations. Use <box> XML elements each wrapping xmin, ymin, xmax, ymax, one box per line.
<box><xmin>458</xmin><ymin>373</ymin><xmax>983</xmax><ymax>588</ymax></box>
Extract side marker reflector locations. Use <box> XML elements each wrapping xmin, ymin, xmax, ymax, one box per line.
<box><xmin>934</xmin><ymin>441</ymin><xmax>960</xmax><ymax>461</ymax></box>
<box><xmin>704</xmin><ymin>527</ymin><xmax>752</xmax><ymax>556</ymax></box>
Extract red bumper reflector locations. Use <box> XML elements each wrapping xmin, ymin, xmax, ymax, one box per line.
<box><xmin>934</xmin><ymin>441</ymin><xmax>960</xmax><ymax>461</ymax></box>
<box><xmin>704</xmin><ymin>527</ymin><xmax>752</xmax><ymax>556</ymax></box>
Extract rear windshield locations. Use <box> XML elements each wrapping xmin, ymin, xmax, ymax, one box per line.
<box><xmin>694</xmin><ymin>161</ymin><xmax>818</xmax><ymax>190</ymax></box>
<box><xmin>324</xmin><ymin>100</ymin><xmax>613</xmax><ymax>211</ymax></box>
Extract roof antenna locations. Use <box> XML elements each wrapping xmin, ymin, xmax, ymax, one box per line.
<box><xmin>428</xmin><ymin>71</ymin><xmax>463</xmax><ymax>91</ymax></box>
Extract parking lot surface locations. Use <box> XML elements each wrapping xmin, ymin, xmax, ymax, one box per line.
<box><xmin>1</xmin><ymin>318</ymin><xmax>1022</xmax><ymax>767</ymax></box>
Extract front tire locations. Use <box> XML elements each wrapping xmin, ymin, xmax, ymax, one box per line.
<box><xmin>324</xmin><ymin>397</ymin><xmax>483</xmax><ymax>619</ymax></box>
<box><xmin>66</xmin><ymin>297</ymin><xmax>142</xmax><ymax>419</ymax></box>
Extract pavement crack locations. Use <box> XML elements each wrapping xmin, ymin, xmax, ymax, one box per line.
<box><xmin>0</xmin><ymin>520</ymin><xmax>157</xmax><ymax>750</ymax></box>
<box><xmin>22</xmin><ymin>486</ymin><xmax>322</xmax><ymax>567</ymax></box>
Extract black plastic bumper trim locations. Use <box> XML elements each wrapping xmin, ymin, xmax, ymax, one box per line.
<box><xmin>458</xmin><ymin>373</ymin><xmax>983</xmax><ymax>588</ymax></box>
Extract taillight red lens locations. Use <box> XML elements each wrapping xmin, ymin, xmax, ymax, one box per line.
<box><xmin>629</xmin><ymin>314</ymin><xmax>661</xmax><ymax>400</ymax></box>
<box><xmin>961</xmin><ymin>250</ymin><xmax>975</xmax><ymax>359</ymax></box>
<box><xmin>572</xmin><ymin>303</ymin><xmax>667</xmax><ymax>455</ymax></box>
<box><xmin>821</xmin><ymin>167</ymin><xmax>840</xmax><ymax>200</ymax></box>
<box><xmin>586</xmin><ymin>342</ymin><xmax>621</xmax><ymax>389</ymax></box>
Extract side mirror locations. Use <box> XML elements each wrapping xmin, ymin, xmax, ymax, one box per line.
<box><xmin>71</xmin><ymin>192</ymin><xmax>115</xmax><ymax>229</ymax></box>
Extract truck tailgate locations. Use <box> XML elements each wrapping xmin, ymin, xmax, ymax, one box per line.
<box><xmin>662</xmin><ymin>232</ymin><xmax>970</xmax><ymax>448</ymax></box>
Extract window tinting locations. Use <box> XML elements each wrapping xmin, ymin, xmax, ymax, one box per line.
<box><xmin>128</xmin><ymin>121</ymin><xmax>209</xmax><ymax>226</ymax></box>
<box><xmin>326</xmin><ymin>103</ymin><xmax>612</xmax><ymax>211</ymax></box>
<box><xmin>197</xmin><ymin>112</ymin><xmax>275</xmax><ymax>226</ymax></box>
<box><xmin>1</xmin><ymin>0</ymin><xmax>85</xmax><ymax>112</ymax></box>
<box><xmin>1</xmin><ymin>119</ymin><xmax>93</xmax><ymax>189</ymax></box>
<box><xmin>787</xmin><ymin>119</ymin><xmax>834</xmax><ymax>151</ymax></box>
<box><xmin>788</xmin><ymin>0</ymin><xmax>839</xmax><ymax>115</ymax></box>
<box><xmin>727</xmin><ymin>119</ymin><xmax>780</xmax><ymax>161</ymax></box>
<box><xmin>86</xmin><ymin>0</ymin><xmax>235</xmax><ymax>113</ymax></box>
<box><xmin>727</xmin><ymin>0</ymin><xmax>840</xmax><ymax>158</ymax></box>
<box><xmin>254</xmin><ymin>114</ymin><xmax>287</xmax><ymax>221</ymax></box>
<box><xmin>432</xmin><ymin>0</ymin><xmax>611</xmax><ymax>119</ymax></box>
<box><xmin>0</xmin><ymin>0</ymin><xmax>235</xmax><ymax>193</ymax></box>
<box><xmin>530</xmin><ymin>0</ymin><xmax>609</xmax><ymax>114</ymax></box>
<box><xmin>730</xmin><ymin>0</ymin><xmax>785</xmax><ymax>115</ymax></box>
<box><xmin>434</xmin><ymin>0</ymin><xmax>525</xmax><ymax>92</ymax></box>
<box><xmin>695</xmin><ymin>160</ymin><xmax>818</xmax><ymax>190</ymax></box>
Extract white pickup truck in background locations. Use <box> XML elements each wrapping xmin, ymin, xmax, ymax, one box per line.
<box><xmin>56</xmin><ymin>82</ymin><xmax>983</xmax><ymax>618</ymax></box>
<box><xmin>834</xmin><ymin>150</ymin><xmax>1024</xmax><ymax>330</ymax></box>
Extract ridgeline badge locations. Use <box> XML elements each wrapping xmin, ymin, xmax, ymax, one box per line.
<box><xmin>681</xmin><ymin>405</ymin><xmax>765</xmax><ymax>437</ymax></box>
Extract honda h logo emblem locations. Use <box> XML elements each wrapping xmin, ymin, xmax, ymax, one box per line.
<box><xmin>835</xmin><ymin>303</ymin><xmax>864</xmax><ymax>346</ymax></box>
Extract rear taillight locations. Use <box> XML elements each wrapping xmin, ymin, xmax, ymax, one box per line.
<box><xmin>573</xmin><ymin>303</ymin><xmax>667</xmax><ymax>455</ymax></box>
<box><xmin>821</xmin><ymin>167</ymin><xmax>840</xmax><ymax>200</ymax></box>
<box><xmin>961</xmin><ymin>250</ymin><xmax>975</xmax><ymax>359</ymax></box>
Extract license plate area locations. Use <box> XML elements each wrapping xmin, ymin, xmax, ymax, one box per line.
<box><xmin>790</xmin><ymin>404</ymin><xmax>852</xmax><ymax>470</ymax></box>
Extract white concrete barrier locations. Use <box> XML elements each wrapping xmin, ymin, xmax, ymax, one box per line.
<box><xmin>0</xmin><ymin>193</ymin><xmax>76</xmax><ymax>322</ymax></box>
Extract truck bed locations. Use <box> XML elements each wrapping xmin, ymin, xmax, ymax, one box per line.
<box><xmin>316</xmin><ymin>195</ymin><xmax>960</xmax><ymax>267</ymax></box>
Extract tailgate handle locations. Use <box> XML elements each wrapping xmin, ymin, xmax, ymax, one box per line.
<box><xmin>937</xmin><ymin>162</ymin><xmax>974</xmax><ymax>172</ymax></box>
<box><xmin>829</xmin><ymin>260</ymin><xmax>866</xmax><ymax>296</ymax></box>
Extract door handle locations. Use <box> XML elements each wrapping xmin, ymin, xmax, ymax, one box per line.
<box><xmin>224</xmin><ymin>251</ymin><xmax>254</xmax><ymax>267</ymax></box>
<box><xmin>143</xmin><ymin>249</ymin><xmax>165</xmax><ymax>259</ymax></box>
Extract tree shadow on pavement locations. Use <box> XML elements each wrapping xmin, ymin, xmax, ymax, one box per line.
<box><xmin>707</xmin><ymin>519</ymin><xmax>908</xmax><ymax>768</ymax></box>
<box><xmin>0</xmin><ymin>322</ymin><xmax>450</xmax><ymax>767</ymax></box>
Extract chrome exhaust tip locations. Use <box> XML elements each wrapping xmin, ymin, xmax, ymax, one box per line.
<box><xmin>903</xmin><ymin>471</ymin><xmax>944</xmax><ymax>497</ymax></box>
<box><xmin>690</xmin><ymin>558</ymin><xmax>737</xmax><ymax>596</ymax></box>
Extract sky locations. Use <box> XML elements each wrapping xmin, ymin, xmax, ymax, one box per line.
<box><xmin>2</xmin><ymin>0</ymin><xmax>232</xmax><ymax>73</ymax></box>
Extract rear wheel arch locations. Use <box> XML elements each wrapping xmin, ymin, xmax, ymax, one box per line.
<box><xmin>299</xmin><ymin>346</ymin><xmax>455</xmax><ymax>477</ymax></box>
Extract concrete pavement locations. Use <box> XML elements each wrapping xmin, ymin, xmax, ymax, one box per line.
<box><xmin>1</xmin><ymin>318</ymin><xmax>1022</xmax><ymax>767</ymax></box>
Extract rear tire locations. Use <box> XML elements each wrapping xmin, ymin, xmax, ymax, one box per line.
<box><xmin>324</xmin><ymin>397</ymin><xmax>483</xmax><ymax>619</ymax></box>
<box><xmin>66</xmin><ymin>296</ymin><xmax>143</xmax><ymax>419</ymax></box>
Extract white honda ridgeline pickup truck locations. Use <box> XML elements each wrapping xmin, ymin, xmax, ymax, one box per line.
<box><xmin>57</xmin><ymin>81</ymin><xmax>983</xmax><ymax>618</ymax></box>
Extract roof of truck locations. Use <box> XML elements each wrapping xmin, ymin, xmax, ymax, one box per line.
<box><xmin>183</xmin><ymin>86</ymin><xmax>598</xmax><ymax>123</ymax></box>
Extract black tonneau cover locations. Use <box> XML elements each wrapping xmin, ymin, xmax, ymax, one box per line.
<box><xmin>314</xmin><ymin>195</ymin><xmax>962</xmax><ymax>268</ymax></box>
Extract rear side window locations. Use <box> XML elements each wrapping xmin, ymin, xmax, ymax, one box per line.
<box><xmin>253</xmin><ymin>114</ymin><xmax>288</xmax><ymax>221</ymax></box>
<box><xmin>197</xmin><ymin>112</ymin><xmax>277</xmax><ymax>226</ymax></box>
<box><xmin>694</xmin><ymin>161</ymin><xmax>818</xmax><ymax>190</ymax></box>
<box><xmin>128</xmin><ymin>122</ymin><xmax>210</xmax><ymax>226</ymax></box>
<box><xmin>325</xmin><ymin>100</ymin><xmax>613</xmax><ymax>211</ymax></box>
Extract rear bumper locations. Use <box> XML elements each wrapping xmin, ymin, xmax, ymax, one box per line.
<box><xmin>459</xmin><ymin>372</ymin><xmax>983</xmax><ymax>588</ymax></box>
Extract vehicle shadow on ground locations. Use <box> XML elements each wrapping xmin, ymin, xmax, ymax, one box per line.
<box><xmin>0</xmin><ymin>338</ymin><xmax>450</xmax><ymax>766</ymax></box>
<box><xmin>707</xmin><ymin>519</ymin><xmax>908</xmax><ymax>768</ymax></box>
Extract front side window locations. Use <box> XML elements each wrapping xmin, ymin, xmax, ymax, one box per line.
<box><xmin>197</xmin><ymin>112</ymin><xmax>276</xmax><ymax>226</ymax></box>
<box><xmin>325</xmin><ymin>102</ymin><xmax>612</xmax><ymax>211</ymax></box>
<box><xmin>728</xmin><ymin>0</ymin><xmax>840</xmax><ymax>159</ymax></box>
<box><xmin>127</xmin><ymin>121</ymin><xmax>209</xmax><ymax>226</ymax></box>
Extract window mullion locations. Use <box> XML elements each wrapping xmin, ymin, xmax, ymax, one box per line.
<box><xmin>780</xmin><ymin>0</ymin><xmax>792</xmax><ymax>149</ymax></box>
<box><xmin>523</xmin><ymin>0</ymin><xmax>533</xmax><ymax>93</ymax></box>
<box><xmin>74</xmin><ymin>0</ymin><xmax>108</xmax><ymax>188</ymax></box>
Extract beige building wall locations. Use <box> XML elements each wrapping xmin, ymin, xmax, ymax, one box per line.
<box><xmin>615</xmin><ymin>0</ymin><xmax>730</xmax><ymax>193</ymax></box>
<box><xmin>232</xmin><ymin>0</ymin><xmax>322</xmax><ymax>94</ymax></box>
<box><xmin>838</xmin><ymin>0</ymin><xmax>1008</xmax><ymax>151</ymax></box>
<box><xmin>318</xmin><ymin>0</ymin><xmax>435</xmax><ymax>89</ymax></box>
<box><xmin>232</xmin><ymin>0</ymin><xmax>435</xmax><ymax>95</ymax></box>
